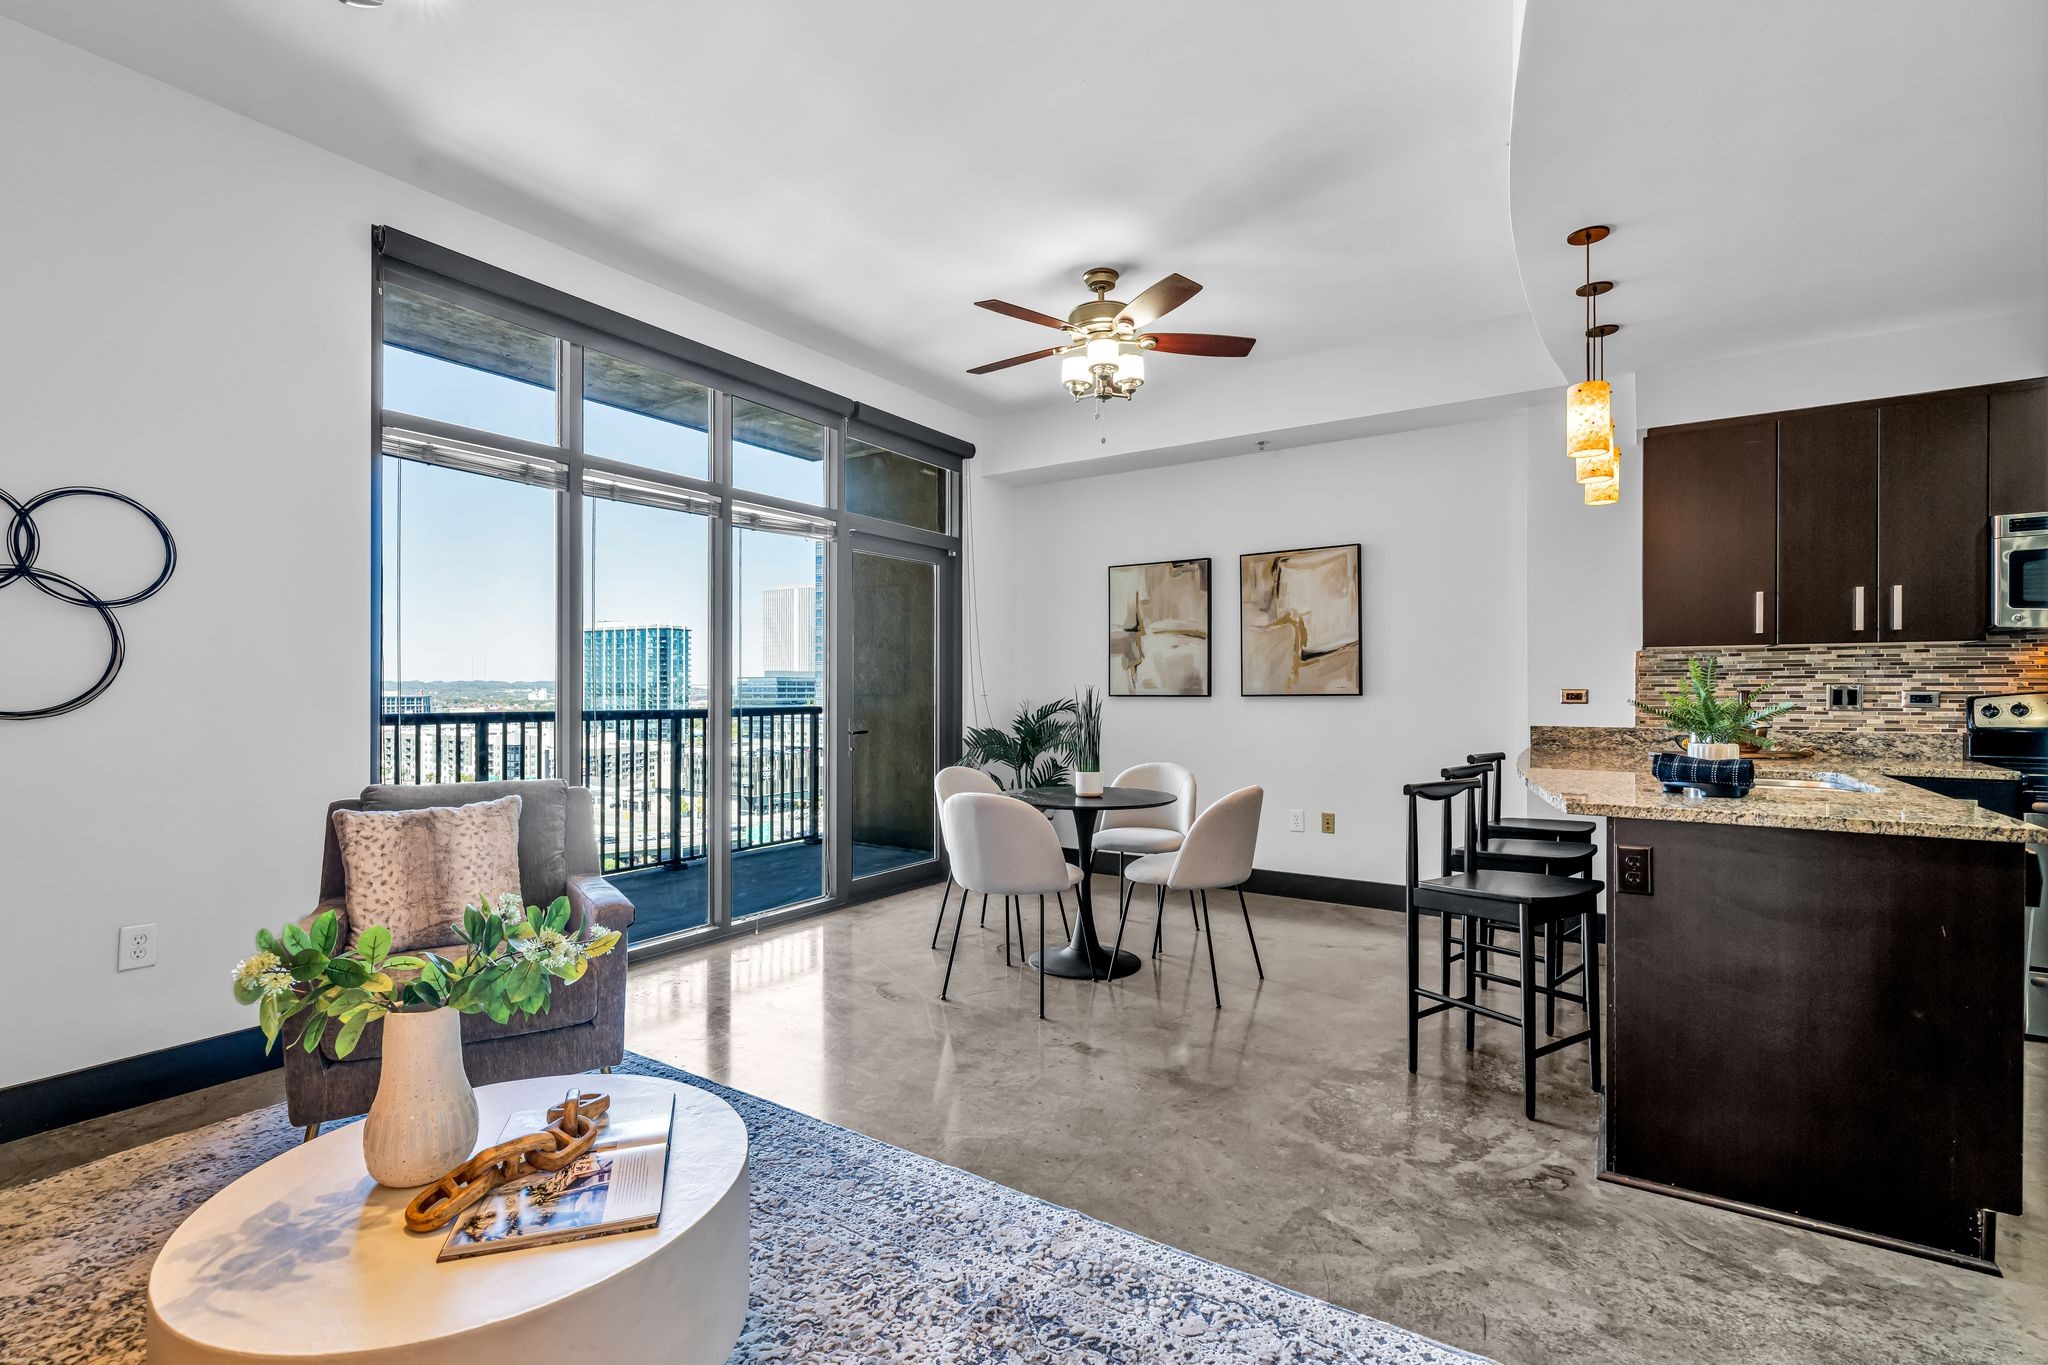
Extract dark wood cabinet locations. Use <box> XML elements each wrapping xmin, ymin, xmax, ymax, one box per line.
<box><xmin>1642</xmin><ymin>378</ymin><xmax>2035</xmax><ymax>648</ymax></box>
<box><xmin>1989</xmin><ymin>379</ymin><xmax>2048</xmax><ymax>513</ymax></box>
<box><xmin>1641</xmin><ymin>420</ymin><xmax>1778</xmax><ymax>647</ymax></box>
<box><xmin>1777</xmin><ymin>407</ymin><xmax>1878</xmax><ymax>644</ymax></box>
<box><xmin>1878</xmin><ymin>392</ymin><xmax>1987</xmax><ymax>643</ymax></box>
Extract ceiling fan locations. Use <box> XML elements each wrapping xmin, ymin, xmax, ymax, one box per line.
<box><xmin>967</xmin><ymin>267</ymin><xmax>1257</xmax><ymax>402</ymax></box>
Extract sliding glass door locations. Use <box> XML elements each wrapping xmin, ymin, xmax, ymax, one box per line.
<box><xmin>843</xmin><ymin>536</ymin><xmax>949</xmax><ymax>891</ymax></box>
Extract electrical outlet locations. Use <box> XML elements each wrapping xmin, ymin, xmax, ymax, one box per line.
<box><xmin>1561</xmin><ymin>688</ymin><xmax>1589</xmax><ymax>705</ymax></box>
<box><xmin>118</xmin><ymin>923</ymin><xmax>158</xmax><ymax>971</ymax></box>
<box><xmin>1320</xmin><ymin>812</ymin><xmax>1336</xmax><ymax>834</ymax></box>
<box><xmin>1287</xmin><ymin>809</ymin><xmax>1305</xmax><ymax>833</ymax></box>
<box><xmin>1617</xmin><ymin>847</ymin><xmax>1653</xmax><ymax>895</ymax></box>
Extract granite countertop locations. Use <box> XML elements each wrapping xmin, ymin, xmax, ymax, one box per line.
<box><xmin>1519</xmin><ymin>728</ymin><xmax>2045</xmax><ymax>844</ymax></box>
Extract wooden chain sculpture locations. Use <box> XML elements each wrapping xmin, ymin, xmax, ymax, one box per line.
<box><xmin>404</xmin><ymin>1091</ymin><xmax>612</xmax><ymax>1233</ymax></box>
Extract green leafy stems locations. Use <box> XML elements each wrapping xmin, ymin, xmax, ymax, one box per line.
<box><xmin>233</xmin><ymin>893</ymin><xmax>622</xmax><ymax>1059</ymax></box>
<box><xmin>958</xmin><ymin>698</ymin><xmax>1078</xmax><ymax>790</ymax></box>
<box><xmin>1630</xmin><ymin>655</ymin><xmax>1800</xmax><ymax>748</ymax></box>
<box><xmin>1069</xmin><ymin>685</ymin><xmax>1103</xmax><ymax>773</ymax></box>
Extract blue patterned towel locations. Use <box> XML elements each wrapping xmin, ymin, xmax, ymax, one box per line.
<box><xmin>1650</xmin><ymin>751</ymin><xmax>1755</xmax><ymax>797</ymax></box>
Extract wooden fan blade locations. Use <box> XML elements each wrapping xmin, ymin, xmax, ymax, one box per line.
<box><xmin>1144</xmin><ymin>332</ymin><xmax>1257</xmax><ymax>357</ymax></box>
<box><xmin>974</xmin><ymin>299</ymin><xmax>1071</xmax><ymax>331</ymax></box>
<box><xmin>966</xmin><ymin>346</ymin><xmax>1064</xmax><ymax>375</ymax></box>
<box><xmin>1119</xmin><ymin>274</ymin><xmax>1202</xmax><ymax>328</ymax></box>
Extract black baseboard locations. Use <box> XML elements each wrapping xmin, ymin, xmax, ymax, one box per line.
<box><xmin>1</xmin><ymin>1026</ymin><xmax>280</xmax><ymax>1145</ymax></box>
<box><xmin>1075</xmin><ymin>850</ymin><xmax>1402</xmax><ymax>911</ymax></box>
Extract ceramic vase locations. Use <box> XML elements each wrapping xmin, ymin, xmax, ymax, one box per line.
<box><xmin>362</xmin><ymin>1007</ymin><xmax>478</xmax><ymax>1188</ymax></box>
<box><xmin>1073</xmin><ymin>769</ymin><xmax>1103</xmax><ymax>797</ymax></box>
<box><xmin>1686</xmin><ymin>738</ymin><xmax>1740</xmax><ymax>760</ymax></box>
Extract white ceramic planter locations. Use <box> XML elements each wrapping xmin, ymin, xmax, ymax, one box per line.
<box><xmin>362</xmin><ymin>1006</ymin><xmax>479</xmax><ymax>1188</ymax></box>
<box><xmin>1073</xmin><ymin>769</ymin><xmax>1103</xmax><ymax>797</ymax></box>
<box><xmin>1686</xmin><ymin>739</ymin><xmax>1741</xmax><ymax>760</ymax></box>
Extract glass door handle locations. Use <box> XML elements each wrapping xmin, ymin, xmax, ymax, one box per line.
<box><xmin>847</xmin><ymin>727</ymin><xmax>870</xmax><ymax>736</ymax></box>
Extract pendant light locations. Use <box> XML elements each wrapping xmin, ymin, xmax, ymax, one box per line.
<box><xmin>1565</xmin><ymin>225</ymin><xmax>1621</xmax><ymax>506</ymax></box>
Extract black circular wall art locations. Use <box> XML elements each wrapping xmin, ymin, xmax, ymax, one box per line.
<box><xmin>1</xmin><ymin>486</ymin><xmax>177</xmax><ymax>721</ymax></box>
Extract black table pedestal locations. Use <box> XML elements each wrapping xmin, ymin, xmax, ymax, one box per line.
<box><xmin>1027</xmin><ymin>802</ymin><xmax>1145</xmax><ymax>981</ymax></box>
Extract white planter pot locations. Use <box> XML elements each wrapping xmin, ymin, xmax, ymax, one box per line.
<box><xmin>1073</xmin><ymin>769</ymin><xmax>1103</xmax><ymax>797</ymax></box>
<box><xmin>362</xmin><ymin>1007</ymin><xmax>478</xmax><ymax>1188</ymax></box>
<box><xmin>1686</xmin><ymin>739</ymin><xmax>1741</xmax><ymax>760</ymax></box>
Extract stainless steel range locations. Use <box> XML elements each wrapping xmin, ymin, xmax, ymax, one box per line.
<box><xmin>1968</xmin><ymin>691</ymin><xmax>2048</xmax><ymax>1041</ymax></box>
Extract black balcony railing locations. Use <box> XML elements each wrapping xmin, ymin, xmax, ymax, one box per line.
<box><xmin>377</xmin><ymin>706</ymin><xmax>822</xmax><ymax>874</ymax></box>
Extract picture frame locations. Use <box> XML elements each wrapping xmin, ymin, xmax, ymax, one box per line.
<box><xmin>1107</xmin><ymin>558</ymin><xmax>1213</xmax><ymax>697</ymax></box>
<box><xmin>1238</xmin><ymin>543</ymin><xmax>1362</xmax><ymax>697</ymax></box>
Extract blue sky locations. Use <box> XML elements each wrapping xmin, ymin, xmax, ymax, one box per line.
<box><xmin>380</xmin><ymin>347</ymin><xmax>823</xmax><ymax>687</ymax></box>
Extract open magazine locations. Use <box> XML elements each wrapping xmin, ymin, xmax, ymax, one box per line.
<box><xmin>439</xmin><ymin>1090</ymin><xmax>675</xmax><ymax>1261</ymax></box>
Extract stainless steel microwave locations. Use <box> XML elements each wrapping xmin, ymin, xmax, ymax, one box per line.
<box><xmin>1993</xmin><ymin>513</ymin><xmax>2048</xmax><ymax>629</ymax></box>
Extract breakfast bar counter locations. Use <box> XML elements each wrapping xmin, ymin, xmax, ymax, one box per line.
<box><xmin>1516</xmin><ymin>729</ymin><xmax>2030</xmax><ymax>1273</ymax></box>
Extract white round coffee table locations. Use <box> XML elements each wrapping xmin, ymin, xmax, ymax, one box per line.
<box><xmin>147</xmin><ymin>1075</ymin><xmax>749</xmax><ymax>1364</ymax></box>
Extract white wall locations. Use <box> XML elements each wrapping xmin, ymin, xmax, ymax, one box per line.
<box><xmin>1001</xmin><ymin>416</ymin><xmax>1532</xmax><ymax>888</ymax></box>
<box><xmin>1524</xmin><ymin>378</ymin><xmax>1643</xmax><ymax>727</ymax></box>
<box><xmin>1635</xmin><ymin>310</ymin><xmax>2048</xmax><ymax>431</ymax></box>
<box><xmin>0</xmin><ymin>21</ymin><xmax>982</xmax><ymax>1089</ymax></box>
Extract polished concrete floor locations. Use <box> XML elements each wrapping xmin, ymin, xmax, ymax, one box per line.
<box><xmin>7</xmin><ymin>877</ymin><xmax>2044</xmax><ymax>1363</ymax></box>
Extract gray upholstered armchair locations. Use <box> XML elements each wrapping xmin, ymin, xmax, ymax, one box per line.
<box><xmin>284</xmin><ymin>779</ymin><xmax>635</xmax><ymax>1136</ymax></box>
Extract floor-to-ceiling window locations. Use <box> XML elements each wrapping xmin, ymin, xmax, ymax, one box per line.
<box><xmin>372</xmin><ymin>231</ymin><xmax>965</xmax><ymax>951</ymax></box>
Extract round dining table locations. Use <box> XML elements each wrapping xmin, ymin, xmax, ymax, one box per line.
<box><xmin>1012</xmin><ymin>784</ymin><xmax>1176</xmax><ymax>981</ymax></box>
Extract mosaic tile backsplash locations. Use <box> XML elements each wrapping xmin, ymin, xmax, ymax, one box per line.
<box><xmin>1633</xmin><ymin>638</ymin><xmax>2048</xmax><ymax>758</ymax></box>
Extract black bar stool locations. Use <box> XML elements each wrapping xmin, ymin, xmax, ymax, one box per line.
<box><xmin>1452</xmin><ymin>757</ymin><xmax>1599</xmax><ymax>1033</ymax></box>
<box><xmin>1466</xmin><ymin>751</ymin><xmax>1596</xmax><ymax>842</ymax></box>
<box><xmin>1402</xmin><ymin>777</ymin><xmax>1602</xmax><ymax>1119</ymax></box>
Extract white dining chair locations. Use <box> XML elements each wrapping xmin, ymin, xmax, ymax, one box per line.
<box><xmin>1114</xmin><ymin>786</ymin><xmax>1265</xmax><ymax>1008</ymax></box>
<box><xmin>1093</xmin><ymin>762</ymin><xmax>1197</xmax><ymax>939</ymax></box>
<box><xmin>931</xmin><ymin>767</ymin><xmax>1071</xmax><ymax>949</ymax></box>
<box><xmin>938</xmin><ymin>792</ymin><xmax>1081</xmax><ymax>1018</ymax></box>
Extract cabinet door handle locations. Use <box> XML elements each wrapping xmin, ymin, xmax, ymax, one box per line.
<box><xmin>1891</xmin><ymin>584</ymin><xmax>1903</xmax><ymax>631</ymax></box>
<box><xmin>1754</xmin><ymin>590</ymin><xmax>1765</xmax><ymax>635</ymax></box>
<box><xmin>1853</xmin><ymin>585</ymin><xmax>1865</xmax><ymax>632</ymax></box>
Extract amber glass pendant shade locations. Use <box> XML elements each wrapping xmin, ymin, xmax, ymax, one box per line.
<box><xmin>1575</xmin><ymin>449</ymin><xmax>1618</xmax><ymax>484</ymax></box>
<box><xmin>1582</xmin><ymin>466</ymin><xmax>1620</xmax><ymax>505</ymax></box>
<box><xmin>1566</xmin><ymin>379</ymin><xmax>1613</xmax><ymax>458</ymax></box>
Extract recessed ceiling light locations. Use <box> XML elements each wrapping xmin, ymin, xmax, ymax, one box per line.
<box><xmin>339</xmin><ymin>0</ymin><xmax>384</xmax><ymax>8</ymax></box>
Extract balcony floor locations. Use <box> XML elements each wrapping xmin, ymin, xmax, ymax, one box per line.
<box><xmin>612</xmin><ymin>841</ymin><xmax>932</xmax><ymax>940</ymax></box>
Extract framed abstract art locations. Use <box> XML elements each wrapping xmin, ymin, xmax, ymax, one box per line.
<box><xmin>1107</xmin><ymin>558</ymin><xmax>1212</xmax><ymax>696</ymax></box>
<box><xmin>1239</xmin><ymin>544</ymin><xmax>1362</xmax><ymax>696</ymax></box>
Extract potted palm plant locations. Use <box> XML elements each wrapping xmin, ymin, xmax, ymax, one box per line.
<box><xmin>959</xmin><ymin>698</ymin><xmax>1078</xmax><ymax>790</ymax></box>
<box><xmin>1068</xmin><ymin>686</ymin><xmax>1104</xmax><ymax>796</ymax></box>
<box><xmin>1632</xmin><ymin>655</ymin><xmax>1798</xmax><ymax>758</ymax></box>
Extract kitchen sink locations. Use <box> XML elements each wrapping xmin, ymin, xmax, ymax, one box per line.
<box><xmin>1751</xmin><ymin>776</ymin><xmax>1878</xmax><ymax>793</ymax></box>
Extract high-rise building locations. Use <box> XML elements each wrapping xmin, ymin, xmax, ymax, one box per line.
<box><xmin>811</xmin><ymin>541</ymin><xmax>826</xmax><ymax>687</ymax></box>
<box><xmin>761</xmin><ymin>585</ymin><xmax>815</xmax><ymax>674</ymax></box>
<box><xmin>735</xmin><ymin>671</ymin><xmax>821</xmax><ymax>708</ymax></box>
<box><xmin>380</xmin><ymin>691</ymin><xmax>434</xmax><ymax>715</ymax></box>
<box><xmin>583</xmin><ymin>622</ymin><xmax>691</xmax><ymax>710</ymax></box>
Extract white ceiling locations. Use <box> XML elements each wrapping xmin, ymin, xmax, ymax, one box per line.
<box><xmin>4</xmin><ymin>1</ymin><xmax>2040</xmax><ymax>430</ymax></box>
<box><xmin>0</xmin><ymin>0</ymin><xmax>1527</xmax><ymax>418</ymax></box>
<box><xmin>1511</xmin><ymin>0</ymin><xmax>2047</xmax><ymax>383</ymax></box>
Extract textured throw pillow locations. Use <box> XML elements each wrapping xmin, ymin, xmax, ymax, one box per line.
<box><xmin>430</xmin><ymin>795</ymin><xmax>525</xmax><ymax>925</ymax></box>
<box><xmin>331</xmin><ymin>795</ymin><xmax>524</xmax><ymax>951</ymax></box>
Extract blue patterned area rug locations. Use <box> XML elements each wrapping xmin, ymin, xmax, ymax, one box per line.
<box><xmin>0</xmin><ymin>1053</ymin><xmax>1487</xmax><ymax>1364</ymax></box>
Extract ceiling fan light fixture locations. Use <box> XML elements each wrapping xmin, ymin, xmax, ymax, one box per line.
<box><xmin>1060</xmin><ymin>348</ymin><xmax>1091</xmax><ymax>396</ymax></box>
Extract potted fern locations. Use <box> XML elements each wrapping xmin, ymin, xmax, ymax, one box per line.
<box><xmin>1632</xmin><ymin>655</ymin><xmax>1799</xmax><ymax>758</ymax></box>
<box><xmin>1068</xmin><ymin>686</ymin><xmax>1104</xmax><ymax>797</ymax></box>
